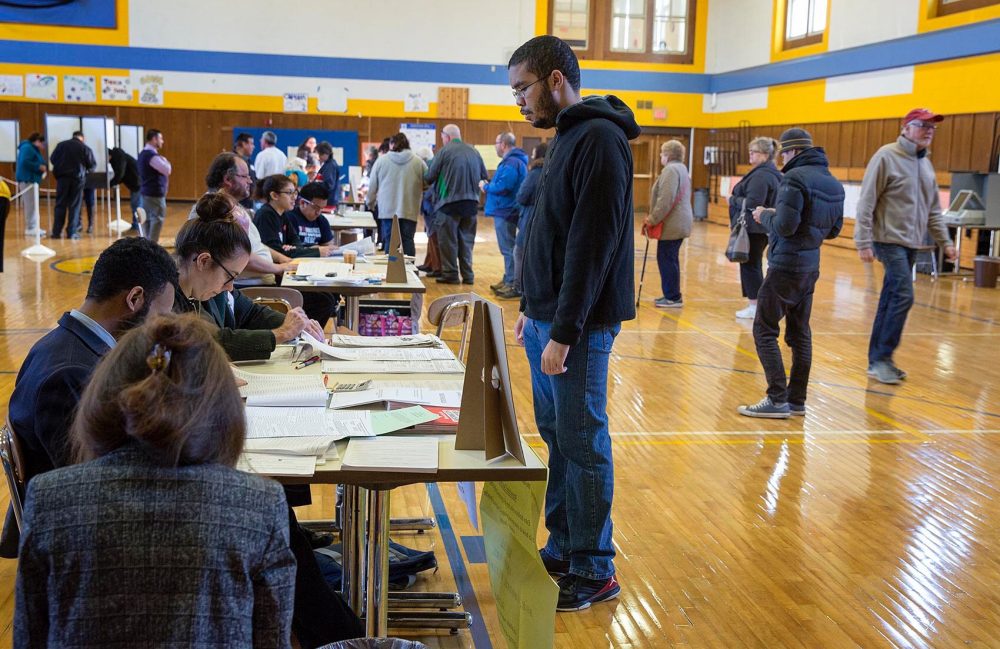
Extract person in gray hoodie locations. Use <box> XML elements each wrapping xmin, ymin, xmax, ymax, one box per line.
<box><xmin>854</xmin><ymin>108</ymin><xmax>957</xmax><ymax>385</ymax></box>
<box><xmin>423</xmin><ymin>124</ymin><xmax>488</xmax><ymax>284</ymax></box>
<box><xmin>367</xmin><ymin>132</ymin><xmax>427</xmax><ymax>257</ymax></box>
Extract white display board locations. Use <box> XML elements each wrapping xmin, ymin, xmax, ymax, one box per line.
<box><xmin>0</xmin><ymin>119</ymin><xmax>18</xmax><ymax>163</ymax></box>
<box><xmin>118</xmin><ymin>124</ymin><xmax>144</xmax><ymax>159</ymax></box>
<box><xmin>82</xmin><ymin>115</ymin><xmax>112</xmax><ymax>174</ymax></box>
<box><xmin>44</xmin><ymin>114</ymin><xmax>81</xmax><ymax>157</ymax></box>
<box><xmin>400</xmin><ymin>123</ymin><xmax>436</xmax><ymax>152</ymax></box>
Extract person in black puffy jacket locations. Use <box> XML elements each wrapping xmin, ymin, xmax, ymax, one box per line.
<box><xmin>728</xmin><ymin>136</ymin><xmax>782</xmax><ymax>319</ymax></box>
<box><xmin>737</xmin><ymin>128</ymin><xmax>844</xmax><ymax>420</ymax></box>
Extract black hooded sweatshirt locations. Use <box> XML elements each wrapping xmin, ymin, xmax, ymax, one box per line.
<box><xmin>520</xmin><ymin>95</ymin><xmax>641</xmax><ymax>345</ymax></box>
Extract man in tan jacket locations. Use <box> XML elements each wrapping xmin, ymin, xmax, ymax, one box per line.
<box><xmin>854</xmin><ymin>108</ymin><xmax>957</xmax><ymax>385</ymax></box>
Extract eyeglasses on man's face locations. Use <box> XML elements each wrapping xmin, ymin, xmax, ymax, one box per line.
<box><xmin>511</xmin><ymin>76</ymin><xmax>545</xmax><ymax>100</ymax></box>
<box><xmin>908</xmin><ymin>121</ymin><xmax>938</xmax><ymax>131</ymax></box>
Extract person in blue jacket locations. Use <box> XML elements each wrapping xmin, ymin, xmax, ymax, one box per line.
<box><xmin>315</xmin><ymin>141</ymin><xmax>341</xmax><ymax>208</ymax></box>
<box><xmin>15</xmin><ymin>133</ymin><xmax>48</xmax><ymax>237</ymax></box>
<box><xmin>482</xmin><ymin>132</ymin><xmax>528</xmax><ymax>293</ymax></box>
<box><xmin>497</xmin><ymin>142</ymin><xmax>547</xmax><ymax>299</ymax></box>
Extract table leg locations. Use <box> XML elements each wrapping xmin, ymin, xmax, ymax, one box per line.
<box><xmin>340</xmin><ymin>485</ymin><xmax>367</xmax><ymax>615</ymax></box>
<box><xmin>365</xmin><ymin>489</ymin><xmax>391</xmax><ymax>638</ymax></box>
<box><xmin>344</xmin><ymin>295</ymin><xmax>360</xmax><ymax>330</ymax></box>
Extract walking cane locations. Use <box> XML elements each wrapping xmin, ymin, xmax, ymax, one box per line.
<box><xmin>135</xmin><ymin>206</ymin><xmax>147</xmax><ymax>239</ymax></box>
<box><xmin>636</xmin><ymin>225</ymin><xmax>650</xmax><ymax>308</ymax></box>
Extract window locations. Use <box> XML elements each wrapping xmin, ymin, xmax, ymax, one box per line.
<box><xmin>552</xmin><ymin>0</ymin><xmax>590</xmax><ymax>50</ymax></box>
<box><xmin>549</xmin><ymin>0</ymin><xmax>696</xmax><ymax>64</ymax></box>
<box><xmin>784</xmin><ymin>0</ymin><xmax>826</xmax><ymax>49</ymax></box>
<box><xmin>937</xmin><ymin>0</ymin><xmax>1000</xmax><ymax>16</ymax></box>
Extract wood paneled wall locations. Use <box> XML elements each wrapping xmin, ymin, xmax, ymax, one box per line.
<box><xmin>3</xmin><ymin>102</ymin><xmax>998</xmax><ymax>208</ymax></box>
<box><xmin>693</xmin><ymin>112</ymin><xmax>1000</xmax><ymax>190</ymax></box>
<box><xmin>0</xmin><ymin>102</ymin><xmax>553</xmax><ymax>200</ymax></box>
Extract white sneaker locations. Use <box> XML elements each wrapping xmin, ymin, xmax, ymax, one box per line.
<box><xmin>25</xmin><ymin>228</ymin><xmax>47</xmax><ymax>238</ymax></box>
<box><xmin>735</xmin><ymin>304</ymin><xmax>757</xmax><ymax>319</ymax></box>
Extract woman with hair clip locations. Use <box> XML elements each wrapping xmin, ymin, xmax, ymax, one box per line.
<box><xmin>14</xmin><ymin>314</ymin><xmax>296</xmax><ymax>647</ymax></box>
<box><xmin>729</xmin><ymin>136</ymin><xmax>782</xmax><ymax>319</ymax></box>
<box><xmin>174</xmin><ymin>191</ymin><xmax>324</xmax><ymax>361</ymax></box>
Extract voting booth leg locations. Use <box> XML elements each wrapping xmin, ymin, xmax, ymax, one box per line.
<box><xmin>344</xmin><ymin>296</ymin><xmax>361</xmax><ymax>331</ymax></box>
<box><xmin>365</xmin><ymin>489</ymin><xmax>392</xmax><ymax>637</ymax></box>
<box><xmin>340</xmin><ymin>485</ymin><xmax>367</xmax><ymax>615</ymax></box>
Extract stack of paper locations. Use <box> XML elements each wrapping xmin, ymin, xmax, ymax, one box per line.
<box><xmin>341</xmin><ymin>436</ymin><xmax>439</xmax><ymax>473</ymax></box>
<box><xmin>327</xmin><ymin>334</ymin><xmax>440</xmax><ymax>348</ymax></box>
<box><xmin>245</xmin><ymin>406</ymin><xmax>439</xmax><ymax>441</ymax></box>
<box><xmin>319</xmin><ymin>346</ymin><xmax>456</xmax><ymax>362</ymax></box>
<box><xmin>322</xmin><ymin>359</ymin><xmax>465</xmax><ymax>374</ymax></box>
<box><xmin>238</xmin><ymin>453</ymin><xmax>317</xmax><ymax>476</ymax></box>
<box><xmin>329</xmin><ymin>386</ymin><xmax>462</xmax><ymax>410</ymax></box>
<box><xmin>235</xmin><ymin>369</ymin><xmax>328</xmax><ymax>406</ymax></box>
<box><xmin>238</xmin><ymin>436</ymin><xmax>341</xmax><ymax>478</ymax></box>
<box><xmin>294</xmin><ymin>260</ymin><xmax>353</xmax><ymax>278</ymax></box>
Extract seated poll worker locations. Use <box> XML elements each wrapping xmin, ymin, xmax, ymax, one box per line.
<box><xmin>173</xmin><ymin>191</ymin><xmax>325</xmax><ymax>361</ymax></box>
<box><xmin>0</xmin><ymin>237</ymin><xmax>178</xmax><ymax>558</ymax></box>
<box><xmin>171</xmin><ymin>192</ymin><xmax>365</xmax><ymax>645</ymax></box>
<box><xmin>253</xmin><ymin>177</ymin><xmax>340</xmax><ymax>328</ymax></box>
<box><xmin>15</xmin><ymin>314</ymin><xmax>296</xmax><ymax>648</ymax></box>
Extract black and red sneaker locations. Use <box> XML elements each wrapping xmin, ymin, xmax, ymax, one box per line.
<box><xmin>556</xmin><ymin>574</ymin><xmax>621</xmax><ymax>611</ymax></box>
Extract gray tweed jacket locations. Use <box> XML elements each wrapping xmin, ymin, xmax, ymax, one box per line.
<box><xmin>15</xmin><ymin>442</ymin><xmax>296</xmax><ymax>648</ymax></box>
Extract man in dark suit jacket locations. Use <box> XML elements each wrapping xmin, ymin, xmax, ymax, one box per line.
<box><xmin>1</xmin><ymin>238</ymin><xmax>178</xmax><ymax>557</ymax></box>
<box><xmin>49</xmin><ymin>131</ymin><xmax>96</xmax><ymax>239</ymax></box>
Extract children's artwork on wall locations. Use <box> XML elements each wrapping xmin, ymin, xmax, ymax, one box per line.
<box><xmin>102</xmin><ymin>76</ymin><xmax>132</xmax><ymax>102</ymax></box>
<box><xmin>0</xmin><ymin>75</ymin><xmax>24</xmax><ymax>97</ymax></box>
<box><xmin>64</xmin><ymin>75</ymin><xmax>97</xmax><ymax>103</ymax></box>
<box><xmin>138</xmin><ymin>74</ymin><xmax>164</xmax><ymax>105</ymax></box>
<box><xmin>25</xmin><ymin>74</ymin><xmax>57</xmax><ymax>100</ymax></box>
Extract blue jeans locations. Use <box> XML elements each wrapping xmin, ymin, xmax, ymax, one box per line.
<box><xmin>656</xmin><ymin>239</ymin><xmax>683</xmax><ymax>301</ymax></box>
<box><xmin>868</xmin><ymin>243</ymin><xmax>917</xmax><ymax>365</ymax></box>
<box><xmin>378</xmin><ymin>218</ymin><xmax>417</xmax><ymax>257</ymax></box>
<box><xmin>523</xmin><ymin>318</ymin><xmax>620</xmax><ymax>580</ymax></box>
<box><xmin>492</xmin><ymin>216</ymin><xmax>517</xmax><ymax>284</ymax></box>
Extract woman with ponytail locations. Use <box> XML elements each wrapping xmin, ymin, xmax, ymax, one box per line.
<box><xmin>14</xmin><ymin>314</ymin><xmax>295</xmax><ymax>648</ymax></box>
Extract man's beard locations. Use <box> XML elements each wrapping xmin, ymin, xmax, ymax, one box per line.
<box><xmin>118</xmin><ymin>300</ymin><xmax>152</xmax><ymax>334</ymax></box>
<box><xmin>530</xmin><ymin>90</ymin><xmax>559</xmax><ymax>130</ymax></box>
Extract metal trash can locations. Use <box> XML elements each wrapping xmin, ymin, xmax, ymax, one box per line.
<box><xmin>973</xmin><ymin>256</ymin><xmax>1000</xmax><ymax>288</ymax></box>
<box><xmin>318</xmin><ymin>639</ymin><xmax>429</xmax><ymax>649</ymax></box>
<box><xmin>692</xmin><ymin>188</ymin><xmax>709</xmax><ymax>220</ymax></box>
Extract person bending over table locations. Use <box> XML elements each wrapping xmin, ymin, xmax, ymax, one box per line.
<box><xmin>15</xmin><ymin>314</ymin><xmax>296</xmax><ymax>648</ymax></box>
<box><xmin>253</xmin><ymin>177</ymin><xmax>341</xmax><ymax>329</ymax></box>
<box><xmin>174</xmin><ymin>192</ymin><xmax>324</xmax><ymax>361</ymax></box>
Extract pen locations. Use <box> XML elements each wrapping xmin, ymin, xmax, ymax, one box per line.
<box><xmin>295</xmin><ymin>355</ymin><xmax>321</xmax><ymax>369</ymax></box>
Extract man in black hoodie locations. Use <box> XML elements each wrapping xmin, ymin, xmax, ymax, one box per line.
<box><xmin>738</xmin><ymin>128</ymin><xmax>844</xmax><ymax>419</ymax></box>
<box><xmin>508</xmin><ymin>35</ymin><xmax>639</xmax><ymax>612</ymax></box>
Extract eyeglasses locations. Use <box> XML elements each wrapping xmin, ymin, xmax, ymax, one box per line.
<box><xmin>908</xmin><ymin>121</ymin><xmax>938</xmax><ymax>131</ymax></box>
<box><xmin>277</xmin><ymin>189</ymin><xmax>298</xmax><ymax>196</ymax></box>
<box><xmin>298</xmin><ymin>198</ymin><xmax>324</xmax><ymax>211</ymax></box>
<box><xmin>211</xmin><ymin>255</ymin><xmax>239</xmax><ymax>286</ymax></box>
<box><xmin>748</xmin><ymin>150</ymin><xmax>763</xmax><ymax>155</ymax></box>
<box><xmin>511</xmin><ymin>76</ymin><xmax>546</xmax><ymax>100</ymax></box>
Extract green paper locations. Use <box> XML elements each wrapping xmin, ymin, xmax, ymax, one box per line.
<box><xmin>370</xmin><ymin>406</ymin><xmax>439</xmax><ymax>435</ymax></box>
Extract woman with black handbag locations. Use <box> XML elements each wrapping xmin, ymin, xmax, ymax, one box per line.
<box><xmin>728</xmin><ymin>137</ymin><xmax>782</xmax><ymax>319</ymax></box>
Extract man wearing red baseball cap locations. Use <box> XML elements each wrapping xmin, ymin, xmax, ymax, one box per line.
<box><xmin>854</xmin><ymin>108</ymin><xmax>956</xmax><ymax>385</ymax></box>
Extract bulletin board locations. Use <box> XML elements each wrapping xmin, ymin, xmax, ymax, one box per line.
<box><xmin>0</xmin><ymin>120</ymin><xmax>18</xmax><ymax>163</ymax></box>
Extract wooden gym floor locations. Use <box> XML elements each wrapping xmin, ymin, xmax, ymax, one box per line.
<box><xmin>0</xmin><ymin>202</ymin><xmax>998</xmax><ymax>648</ymax></box>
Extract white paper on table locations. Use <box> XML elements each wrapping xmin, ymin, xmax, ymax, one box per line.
<box><xmin>328</xmin><ymin>386</ymin><xmax>462</xmax><ymax>409</ymax></box>
<box><xmin>245</xmin><ymin>407</ymin><xmax>327</xmax><ymax>439</ymax></box>
<box><xmin>238</xmin><ymin>453</ymin><xmax>317</xmax><ymax>476</ymax></box>
<box><xmin>327</xmin><ymin>389</ymin><xmax>385</xmax><ymax>409</ymax></box>
<box><xmin>341</xmin><ymin>436</ymin><xmax>439</xmax><ymax>473</ymax></box>
<box><xmin>243</xmin><ymin>436</ymin><xmax>337</xmax><ymax>458</ymax></box>
<box><xmin>322</xmin><ymin>359</ymin><xmax>465</xmax><ymax>374</ymax></box>
<box><xmin>456</xmin><ymin>482</ymin><xmax>480</xmax><ymax>531</ymax></box>
<box><xmin>339</xmin><ymin>236</ymin><xmax>376</xmax><ymax>255</ymax></box>
<box><xmin>326</xmin><ymin>333</ymin><xmax>439</xmax><ymax>348</ymax></box>
<box><xmin>315</xmin><ymin>346</ymin><xmax>455</xmax><ymax>362</ymax></box>
<box><xmin>235</xmin><ymin>368</ymin><xmax>328</xmax><ymax>406</ymax></box>
<box><xmin>325</xmin><ymin>410</ymin><xmax>375</xmax><ymax>439</ymax></box>
<box><xmin>294</xmin><ymin>260</ymin><xmax>353</xmax><ymax>278</ymax></box>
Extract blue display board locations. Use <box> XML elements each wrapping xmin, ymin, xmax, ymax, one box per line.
<box><xmin>0</xmin><ymin>0</ymin><xmax>117</xmax><ymax>28</ymax></box>
<box><xmin>235</xmin><ymin>128</ymin><xmax>359</xmax><ymax>184</ymax></box>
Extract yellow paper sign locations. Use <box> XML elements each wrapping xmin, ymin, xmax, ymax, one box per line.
<box><xmin>481</xmin><ymin>480</ymin><xmax>557</xmax><ymax>649</ymax></box>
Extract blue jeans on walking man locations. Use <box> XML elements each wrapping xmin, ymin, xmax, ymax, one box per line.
<box><xmin>523</xmin><ymin>318</ymin><xmax>620</xmax><ymax>581</ymax></box>
<box><xmin>868</xmin><ymin>242</ymin><xmax>918</xmax><ymax>365</ymax></box>
<box><xmin>493</xmin><ymin>216</ymin><xmax>517</xmax><ymax>285</ymax></box>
